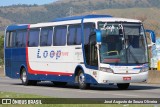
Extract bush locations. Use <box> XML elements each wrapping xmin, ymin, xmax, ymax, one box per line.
<box><xmin>0</xmin><ymin>35</ymin><xmax>4</xmax><ymax>65</ymax></box>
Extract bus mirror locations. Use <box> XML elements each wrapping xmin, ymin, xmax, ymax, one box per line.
<box><xmin>95</xmin><ymin>29</ymin><xmax>102</xmax><ymax>44</ymax></box>
<box><xmin>145</xmin><ymin>29</ymin><xmax>156</xmax><ymax>47</ymax></box>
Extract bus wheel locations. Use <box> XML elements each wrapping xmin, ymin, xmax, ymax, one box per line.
<box><xmin>78</xmin><ymin>71</ymin><xmax>90</xmax><ymax>89</ymax></box>
<box><xmin>117</xmin><ymin>83</ymin><xmax>130</xmax><ymax>90</ymax></box>
<box><xmin>20</xmin><ymin>68</ymin><xmax>37</xmax><ymax>86</ymax></box>
<box><xmin>52</xmin><ymin>81</ymin><xmax>67</xmax><ymax>86</ymax></box>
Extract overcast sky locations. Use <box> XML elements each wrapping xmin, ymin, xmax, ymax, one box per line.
<box><xmin>0</xmin><ymin>0</ymin><xmax>58</xmax><ymax>6</ymax></box>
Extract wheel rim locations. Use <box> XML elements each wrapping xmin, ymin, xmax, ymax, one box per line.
<box><xmin>22</xmin><ymin>70</ymin><xmax>27</xmax><ymax>83</ymax></box>
<box><xmin>78</xmin><ymin>73</ymin><xmax>85</xmax><ymax>85</ymax></box>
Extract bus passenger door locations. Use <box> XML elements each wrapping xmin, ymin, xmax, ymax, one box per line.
<box><xmin>88</xmin><ymin>34</ymin><xmax>99</xmax><ymax>82</ymax></box>
<box><xmin>89</xmin><ymin>35</ymin><xmax>98</xmax><ymax>66</ymax></box>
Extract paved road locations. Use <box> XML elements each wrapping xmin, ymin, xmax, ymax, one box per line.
<box><xmin>0</xmin><ymin>77</ymin><xmax>160</xmax><ymax>98</ymax></box>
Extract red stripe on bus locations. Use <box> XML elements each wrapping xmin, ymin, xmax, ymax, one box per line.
<box><xmin>26</xmin><ymin>47</ymin><xmax>73</xmax><ymax>76</ymax></box>
<box><xmin>103</xmin><ymin>58</ymin><xmax>120</xmax><ymax>63</ymax></box>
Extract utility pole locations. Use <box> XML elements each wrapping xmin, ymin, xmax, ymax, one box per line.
<box><xmin>66</xmin><ymin>7</ymin><xmax>74</xmax><ymax>16</ymax></box>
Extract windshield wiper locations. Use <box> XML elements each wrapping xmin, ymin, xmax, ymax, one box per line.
<box><xmin>127</xmin><ymin>45</ymin><xmax>139</xmax><ymax>64</ymax></box>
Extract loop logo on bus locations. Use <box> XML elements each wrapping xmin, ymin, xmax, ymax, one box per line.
<box><xmin>50</xmin><ymin>51</ymin><xmax>55</xmax><ymax>58</ymax></box>
<box><xmin>37</xmin><ymin>49</ymin><xmax>68</xmax><ymax>60</ymax></box>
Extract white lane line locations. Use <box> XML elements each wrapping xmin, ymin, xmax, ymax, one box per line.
<box><xmin>0</xmin><ymin>84</ymin><xmax>65</xmax><ymax>91</ymax></box>
<box><xmin>113</xmin><ymin>94</ymin><xmax>139</xmax><ymax>97</ymax></box>
<box><xmin>0</xmin><ymin>84</ymin><xmax>101</xmax><ymax>94</ymax></box>
<box><xmin>0</xmin><ymin>84</ymin><xmax>140</xmax><ymax>97</ymax></box>
<box><xmin>0</xmin><ymin>84</ymin><xmax>115</xmax><ymax>96</ymax></box>
<box><xmin>77</xmin><ymin>91</ymin><xmax>140</xmax><ymax>97</ymax></box>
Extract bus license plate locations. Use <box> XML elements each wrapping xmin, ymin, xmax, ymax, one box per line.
<box><xmin>123</xmin><ymin>77</ymin><xmax>131</xmax><ymax>81</ymax></box>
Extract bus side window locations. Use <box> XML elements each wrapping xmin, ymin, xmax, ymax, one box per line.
<box><xmin>68</xmin><ymin>24</ymin><xmax>81</xmax><ymax>45</ymax></box>
<box><xmin>16</xmin><ymin>31</ymin><xmax>27</xmax><ymax>47</ymax></box>
<box><xmin>89</xmin><ymin>34</ymin><xmax>98</xmax><ymax>66</ymax></box>
<box><xmin>22</xmin><ymin>31</ymin><xmax>27</xmax><ymax>47</ymax></box>
<box><xmin>11</xmin><ymin>32</ymin><xmax>17</xmax><ymax>48</ymax></box>
<box><xmin>84</xmin><ymin>23</ymin><xmax>95</xmax><ymax>45</ymax></box>
<box><xmin>53</xmin><ymin>26</ymin><xmax>67</xmax><ymax>46</ymax></box>
<box><xmin>83</xmin><ymin>23</ymin><xmax>96</xmax><ymax>66</ymax></box>
<box><xmin>28</xmin><ymin>29</ymin><xmax>40</xmax><ymax>47</ymax></box>
<box><xmin>76</xmin><ymin>26</ymin><xmax>82</xmax><ymax>45</ymax></box>
<box><xmin>6</xmin><ymin>32</ymin><xmax>11</xmax><ymax>48</ymax></box>
<box><xmin>16</xmin><ymin>32</ymin><xmax>22</xmax><ymax>47</ymax></box>
<box><xmin>68</xmin><ymin>25</ymin><xmax>76</xmax><ymax>45</ymax></box>
<box><xmin>40</xmin><ymin>27</ymin><xmax>53</xmax><ymax>46</ymax></box>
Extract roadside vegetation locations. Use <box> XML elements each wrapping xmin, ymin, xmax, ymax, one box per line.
<box><xmin>0</xmin><ymin>35</ymin><xmax>4</xmax><ymax>66</ymax></box>
<box><xmin>0</xmin><ymin>91</ymin><xmax>155</xmax><ymax>107</ymax></box>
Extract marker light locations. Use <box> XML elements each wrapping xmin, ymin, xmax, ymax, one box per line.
<box><xmin>100</xmin><ymin>67</ymin><xmax>114</xmax><ymax>73</ymax></box>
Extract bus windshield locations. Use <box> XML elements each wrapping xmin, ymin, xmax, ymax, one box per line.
<box><xmin>98</xmin><ymin>22</ymin><xmax>148</xmax><ymax>64</ymax></box>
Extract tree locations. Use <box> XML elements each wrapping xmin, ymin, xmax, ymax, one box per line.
<box><xmin>0</xmin><ymin>35</ymin><xmax>4</xmax><ymax>65</ymax></box>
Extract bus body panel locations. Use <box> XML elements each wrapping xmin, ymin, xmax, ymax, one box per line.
<box><xmin>4</xmin><ymin>15</ymin><xmax>149</xmax><ymax>86</ymax></box>
<box><xmin>27</xmin><ymin>45</ymin><xmax>83</xmax><ymax>74</ymax></box>
<box><xmin>98</xmin><ymin>71</ymin><xmax>148</xmax><ymax>84</ymax></box>
<box><xmin>5</xmin><ymin>48</ymin><xmax>12</xmax><ymax>77</ymax></box>
<box><xmin>5</xmin><ymin>48</ymin><xmax>27</xmax><ymax>78</ymax></box>
<box><xmin>12</xmin><ymin>48</ymin><xmax>26</xmax><ymax>78</ymax></box>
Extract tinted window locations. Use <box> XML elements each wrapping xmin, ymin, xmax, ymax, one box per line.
<box><xmin>54</xmin><ymin>26</ymin><xmax>67</xmax><ymax>46</ymax></box>
<box><xmin>15</xmin><ymin>31</ymin><xmax>27</xmax><ymax>47</ymax></box>
<box><xmin>89</xmin><ymin>35</ymin><xmax>98</xmax><ymax>66</ymax></box>
<box><xmin>40</xmin><ymin>27</ymin><xmax>53</xmax><ymax>46</ymax></box>
<box><xmin>68</xmin><ymin>24</ymin><xmax>82</xmax><ymax>45</ymax></box>
<box><xmin>6</xmin><ymin>30</ymin><xmax>27</xmax><ymax>48</ymax></box>
<box><xmin>11</xmin><ymin>32</ymin><xmax>17</xmax><ymax>47</ymax></box>
<box><xmin>76</xmin><ymin>27</ymin><xmax>82</xmax><ymax>45</ymax></box>
<box><xmin>84</xmin><ymin>23</ymin><xmax>95</xmax><ymax>45</ymax></box>
<box><xmin>84</xmin><ymin>23</ymin><xmax>96</xmax><ymax>66</ymax></box>
<box><xmin>28</xmin><ymin>29</ymin><xmax>40</xmax><ymax>47</ymax></box>
<box><xmin>6</xmin><ymin>32</ymin><xmax>11</xmax><ymax>48</ymax></box>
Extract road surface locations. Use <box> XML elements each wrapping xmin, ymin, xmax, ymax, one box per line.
<box><xmin>0</xmin><ymin>77</ymin><xmax>160</xmax><ymax>98</ymax></box>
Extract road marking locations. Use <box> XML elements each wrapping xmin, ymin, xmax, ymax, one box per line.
<box><xmin>113</xmin><ymin>94</ymin><xmax>139</xmax><ymax>97</ymax></box>
<box><xmin>0</xmin><ymin>84</ymin><xmax>113</xmax><ymax>95</ymax></box>
<box><xmin>0</xmin><ymin>81</ymin><xmax>160</xmax><ymax>98</ymax></box>
<box><xmin>0</xmin><ymin>84</ymin><xmax>140</xmax><ymax>97</ymax></box>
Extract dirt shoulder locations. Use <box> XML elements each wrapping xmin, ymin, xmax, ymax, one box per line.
<box><xmin>148</xmin><ymin>70</ymin><xmax>160</xmax><ymax>84</ymax></box>
<box><xmin>0</xmin><ymin>67</ymin><xmax>4</xmax><ymax>76</ymax></box>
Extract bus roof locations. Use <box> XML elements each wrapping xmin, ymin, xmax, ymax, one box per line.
<box><xmin>6</xmin><ymin>24</ymin><xmax>29</xmax><ymax>31</ymax></box>
<box><xmin>6</xmin><ymin>15</ymin><xmax>141</xmax><ymax>30</ymax></box>
<box><xmin>52</xmin><ymin>14</ymin><xmax>113</xmax><ymax>22</ymax></box>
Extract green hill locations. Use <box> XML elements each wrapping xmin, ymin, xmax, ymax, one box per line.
<box><xmin>80</xmin><ymin>7</ymin><xmax>160</xmax><ymax>36</ymax></box>
<box><xmin>0</xmin><ymin>0</ymin><xmax>160</xmax><ymax>36</ymax></box>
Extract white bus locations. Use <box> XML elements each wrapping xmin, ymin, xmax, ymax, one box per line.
<box><xmin>4</xmin><ymin>15</ymin><xmax>155</xmax><ymax>89</ymax></box>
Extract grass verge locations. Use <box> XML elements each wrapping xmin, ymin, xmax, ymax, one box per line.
<box><xmin>0</xmin><ymin>91</ymin><xmax>157</xmax><ymax>107</ymax></box>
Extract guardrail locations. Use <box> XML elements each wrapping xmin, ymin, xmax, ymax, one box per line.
<box><xmin>148</xmin><ymin>70</ymin><xmax>160</xmax><ymax>84</ymax></box>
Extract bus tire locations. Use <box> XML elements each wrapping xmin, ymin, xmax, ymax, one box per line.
<box><xmin>117</xmin><ymin>83</ymin><xmax>130</xmax><ymax>90</ymax></box>
<box><xmin>78</xmin><ymin>71</ymin><xmax>90</xmax><ymax>89</ymax></box>
<box><xmin>20</xmin><ymin>68</ymin><xmax>37</xmax><ymax>86</ymax></box>
<box><xmin>52</xmin><ymin>81</ymin><xmax>67</xmax><ymax>86</ymax></box>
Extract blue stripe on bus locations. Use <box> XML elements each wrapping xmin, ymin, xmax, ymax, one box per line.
<box><xmin>52</xmin><ymin>14</ymin><xmax>112</xmax><ymax>22</ymax></box>
<box><xmin>26</xmin><ymin>73</ymin><xmax>98</xmax><ymax>84</ymax></box>
<box><xmin>6</xmin><ymin>24</ymin><xmax>29</xmax><ymax>31</ymax></box>
<box><xmin>133</xmin><ymin>67</ymin><xmax>142</xmax><ymax>70</ymax></box>
<box><xmin>109</xmin><ymin>63</ymin><xmax>148</xmax><ymax>66</ymax></box>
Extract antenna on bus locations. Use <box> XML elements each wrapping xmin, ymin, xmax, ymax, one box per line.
<box><xmin>66</xmin><ymin>7</ymin><xmax>74</xmax><ymax>16</ymax></box>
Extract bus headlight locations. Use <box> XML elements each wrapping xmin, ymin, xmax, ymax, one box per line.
<box><xmin>139</xmin><ymin>67</ymin><xmax>148</xmax><ymax>73</ymax></box>
<box><xmin>100</xmin><ymin>67</ymin><xmax>114</xmax><ymax>73</ymax></box>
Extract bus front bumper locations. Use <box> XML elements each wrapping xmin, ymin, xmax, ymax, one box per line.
<box><xmin>98</xmin><ymin>71</ymin><xmax>148</xmax><ymax>84</ymax></box>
